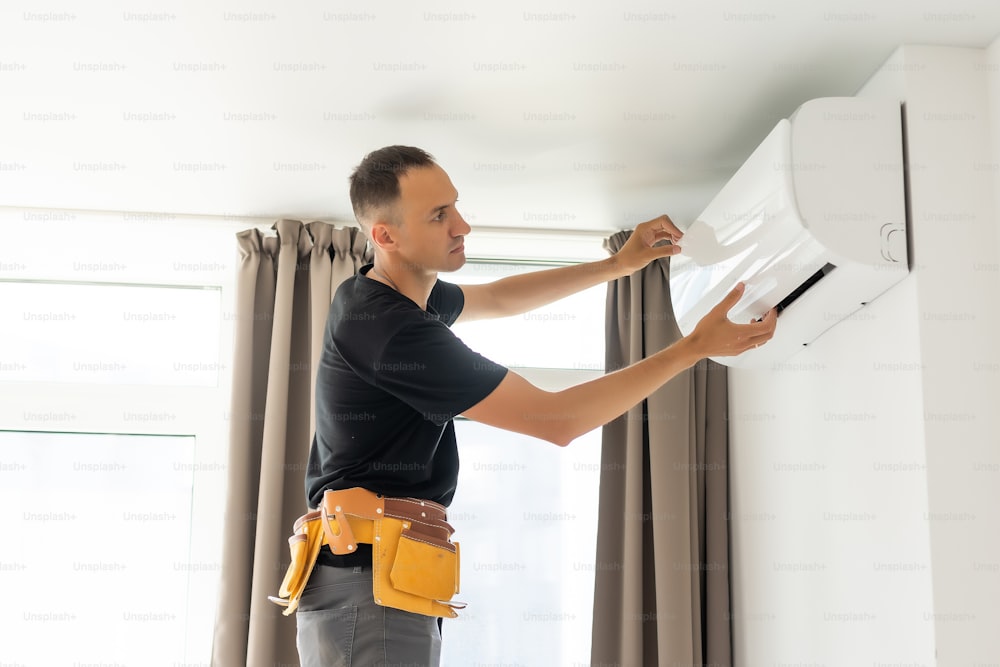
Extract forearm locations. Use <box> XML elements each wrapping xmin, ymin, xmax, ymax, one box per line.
<box><xmin>464</xmin><ymin>282</ymin><xmax>776</xmax><ymax>446</ymax></box>
<box><xmin>489</xmin><ymin>256</ymin><xmax>629</xmax><ymax>317</ymax></box>
<box><xmin>466</xmin><ymin>335</ymin><xmax>703</xmax><ymax>447</ymax></box>
<box><xmin>542</xmin><ymin>336</ymin><xmax>701</xmax><ymax>445</ymax></box>
<box><xmin>464</xmin><ymin>215</ymin><xmax>681</xmax><ymax>320</ymax></box>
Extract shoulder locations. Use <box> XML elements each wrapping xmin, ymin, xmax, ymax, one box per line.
<box><xmin>332</xmin><ymin>266</ymin><xmax>409</xmax><ymax>319</ymax></box>
<box><xmin>329</xmin><ymin>271</ymin><xmax>419</xmax><ymax>351</ymax></box>
<box><xmin>428</xmin><ymin>279</ymin><xmax>465</xmax><ymax>326</ymax></box>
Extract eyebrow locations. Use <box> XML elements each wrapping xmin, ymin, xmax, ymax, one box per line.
<box><xmin>428</xmin><ymin>194</ymin><xmax>459</xmax><ymax>217</ymax></box>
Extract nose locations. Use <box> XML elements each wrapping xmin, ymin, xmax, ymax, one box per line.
<box><xmin>454</xmin><ymin>211</ymin><xmax>471</xmax><ymax>237</ymax></box>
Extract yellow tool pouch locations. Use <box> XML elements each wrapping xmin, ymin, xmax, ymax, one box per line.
<box><xmin>390</xmin><ymin>523</ymin><xmax>460</xmax><ymax>601</ymax></box>
<box><xmin>267</xmin><ymin>511</ymin><xmax>324</xmax><ymax>615</ymax></box>
<box><xmin>269</xmin><ymin>488</ymin><xmax>464</xmax><ymax>619</ymax></box>
<box><xmin>373</xmin><ymin>514</ymin><xmax>463</xmax><ymax>618</ymax></box>
<box><xmin>266</xmin><ymin>510</ymin><xmax>375</xmax><ymax>615</ymax></box>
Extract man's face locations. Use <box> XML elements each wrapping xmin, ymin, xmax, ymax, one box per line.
<box><xmin>390</xmin><ymin>163</ymin><xmax>470</xmax><ymax>274</ymax></box>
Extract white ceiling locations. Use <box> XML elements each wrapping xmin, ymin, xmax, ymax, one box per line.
<box><xmin>2</xmin><ymin>1</ymin><xmax>999</xmax><ymax>233</ymax></box>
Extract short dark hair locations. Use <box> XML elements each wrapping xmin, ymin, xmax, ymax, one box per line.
<box><xmin>349</xmin><ymin>145</ymin><xmax>436</xmax><ymax>226</ymax></box>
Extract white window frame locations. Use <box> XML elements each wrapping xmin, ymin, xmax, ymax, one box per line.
<box><xmin>0</xmin><ymin>207</ymin><xmax>276</xmax><ymax>661</ymax></box>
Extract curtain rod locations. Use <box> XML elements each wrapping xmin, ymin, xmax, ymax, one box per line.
<box><xmin>466</xmin><ymin>224</ymin><xmax>620</xmax><ymax>238</ymax></box>
<box><xmin>461</xmin><ymin>257</ymin><xmax>582</xmax><ymax>267</ymax></box>
<box><xmin>1</xmin><ymin>206</ymin><xmax>623</xmax><ymax>237</ymax></box>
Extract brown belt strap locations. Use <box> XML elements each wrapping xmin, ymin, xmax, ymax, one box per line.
<box><xmin>321</xmin><ymin>487</ymin><xmax>386</xmax><ymax>555</ymax></box>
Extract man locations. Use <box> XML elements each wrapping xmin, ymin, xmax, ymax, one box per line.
<box><xmin>296</xmin><ymin>145</ymin><xmax>776</xmax><ymax>666</ymax></box>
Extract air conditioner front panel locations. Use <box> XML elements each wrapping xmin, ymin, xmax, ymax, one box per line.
<box><xmin>668</xmin><ymin>97</ymin><xmax>909</xmax><ymax>368</ymax></box>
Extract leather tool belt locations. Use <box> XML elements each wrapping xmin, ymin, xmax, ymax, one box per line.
<box><xmin>268</xmin><ymin>487</ymin><xmax>465</xmax><ymax>618</ymax></box>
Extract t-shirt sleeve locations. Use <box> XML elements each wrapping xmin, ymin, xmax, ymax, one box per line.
<box><xmin>373</xmin><ymin>317</ymin><xmax>508</xmax><ymax>425</ymax></box>
<box><xmin>427</xmin><ymin>280</ymin><xmax>465</xmax><ymax>327</ymax></box>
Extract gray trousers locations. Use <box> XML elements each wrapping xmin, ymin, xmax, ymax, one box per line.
<box><xmin>296</xmin><ymin>563</ymin><xmax>442</xmax><ymax>667</ymax></box>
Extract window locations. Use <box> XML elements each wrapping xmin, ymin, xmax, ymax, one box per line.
<box><xmin>450</xmin><ymin>262</ymin><xmax>606</xmax><ymax>371</ymax></box>
<box><xmin>0</xmin><ymin>431</ymin><xmax>198</xmax><ymax>664</ymax></box>
<box><xmin>0</xmin><ymin>208</ymin><xmax>245</xmax><ymax>665</ymax></box>
<box><xmin>1</xmin><ymin>281</ymin><xmax>222</xmax><ymax>386</ymax></box>
<box><xmin>443</xmin><ymin>259</ymin><xmax>608</xmax><ymax>665</ymax></box>
<box><xmin>444</xmin><ymin>422</ymin><xmax>601</xmax><ymax>666</ymax></box>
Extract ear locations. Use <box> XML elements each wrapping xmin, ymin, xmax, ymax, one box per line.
<box><xmin>369</xmin><ymin>219</ymin><xmax>398</xmax><ymax>252</ymax></box>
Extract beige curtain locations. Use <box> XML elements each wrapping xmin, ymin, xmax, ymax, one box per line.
<box><xmin>591</xmin><ymin>231</ymin><xmax>732</xmax><ymax>667</ymax></box>
<box><xmin>211</xmin><ymin>219</ymin><xmax>371</xmax><ymax>667</ymax></box>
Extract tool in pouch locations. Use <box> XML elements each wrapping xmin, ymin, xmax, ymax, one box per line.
<box><xmin>268</xmin><ymin>487</ymin><xmax>465</xmax><ymax>618</ymax></box>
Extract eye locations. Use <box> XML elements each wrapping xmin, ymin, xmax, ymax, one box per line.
<box><xmin>433</xmin><ymin>209</ymin><xmax>447</xmax><ymax>222</ymax></box>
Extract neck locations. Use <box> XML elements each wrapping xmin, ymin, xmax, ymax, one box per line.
<box><xmin>370</xmin><ymin>259</ymin><xmax>436</xmax><ymax>310</ymax></box>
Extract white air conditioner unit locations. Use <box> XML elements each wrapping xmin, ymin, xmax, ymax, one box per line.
<box><xmin>669</xmin><ymin>97</ymin><xmax>908</xmax><ymax>368</ymax></box>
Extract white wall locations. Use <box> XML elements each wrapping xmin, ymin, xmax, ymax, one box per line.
<box><xmin>990</xmin><ymin>37</ymin><xmax>1000</xmax><ymax>301</ymax></box>
<box><xmin>730</xmin><ymin>43</ymin><xmax>1000</xmax><ymax>667</ymax></box>
<box><xmin>904</xmin><ymin>43</ymin><xmax>1000</xmax><ymax>667</ymax></box>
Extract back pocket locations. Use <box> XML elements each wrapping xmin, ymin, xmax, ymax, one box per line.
<box><xmin>295</xmin><ymin>606</ymin><xmax>358</xmax><ymax>667</ymax></box>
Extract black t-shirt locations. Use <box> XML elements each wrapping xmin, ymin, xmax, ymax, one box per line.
<box><xmin>305</xmin><ymin>264</ymin><xmax>509</xmax><ymax>512</ymax></box>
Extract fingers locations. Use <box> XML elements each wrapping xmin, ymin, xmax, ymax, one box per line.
<box><xmin>692</xmin><ymin>301</ymin><xmax>777</xmax><ymax>358</ymax></box>
<box><xmin>747</xmin><ymin>323</ymin><xmax>776</xmax><ymax>344</ymax></box>
<box><xmin>712</xmin><ymin>282</ymin><xmax>746</xmax><ymax>315</ymax></box>
<box><xmin>650</xmin><ymin>227</ymin><xmax>680</xmax><ymax>242</ymax></box>
<box><xmin>653</xmin><ymin>242</ymin><xmax>682</xmax><ymax>257</ymax></box>
<box><xmin>738</xmin><ymin>309</ymin><xmax>778</xmax><ymax>352</ymax></box>
<box><xmin>642</xmin><ymin>215</ymin><xmax>683</xmax><ymax>242</ymax></box>
<box><xmin>725</xmin><ymin>328</ymin><xmax>773</xmax><ymax>355</ymax></box>
<box><xmin>741</xmin><ymin>309</ymin><xmax>777</xmax><ymax>335</ymax></box>
<box><xmin>634</xmin><ymin>216</ymin><xmax>683</xmax><ymax>256</ymax></box>
<box><xmin>655</xmin><ymin>214</ymin><xmax>683</xmax><ymax>237</ymax></box>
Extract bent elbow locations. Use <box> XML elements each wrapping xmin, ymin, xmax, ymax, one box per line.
<box><xmin>548</xmin><ymin>435</ymin><xmax>572</xmax><ymax>448</ymax></box>
<box><xmin>543</xmin><ymin>426</ymin><xmax>576</xmax><ymax>448</ymax></box>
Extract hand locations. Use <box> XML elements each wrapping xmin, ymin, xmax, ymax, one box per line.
<box><xmin>687</xmin><ymin>283</ymin><xmax>777</xmax><ymax>357</ymax></box>
<box><xmin>615</xmin><ymin>215</ymin><xmax>684</xmax><ymax>274</ymax></box>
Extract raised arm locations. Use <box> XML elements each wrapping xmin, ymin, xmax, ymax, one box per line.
<box><xmin>455</xmin><ymin>215</ymin><xmax>684</xmax><ymax>323</ymax></box>
<box><xmin>462</xmin><ymin>283</ymin><xmax>777</xmax><ymax>445</ymax></box>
